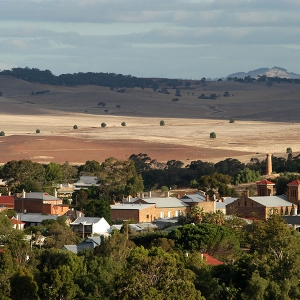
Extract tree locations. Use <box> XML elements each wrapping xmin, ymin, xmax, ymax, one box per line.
<box><xmin>210</xmin><ymin>132</ymin><xmax>216</xmax><ymax>139</ymax></box>
<box><xmin>36</xmin><ymin>129</ymin><xmax>40</xmax><ymax>133</ymax></box>
<box><xmin>160</xmin><ymin>120</ymin><xmax>165</xmax><ymax>126</ymax></box>
<box><xmin>84</xmin><ymin>198</ymin><xmax>112</xmax><ymax>224</ymax></box>
<box><xmin>113</xmin><ymin>246</ymin><xmax>204</xmax><ymax>300</ymax></box>
<box><xmin>101</xmin><ymin>123</ymin><xmax>106</xmax><ymax>128</ymax></box>
<box><xmin>98</xmin><ymin>102</ymin><xmax>106</xmax><ymax>107</ymax></box>
<box><xmin>121</xmin><ymin>122</ymin><xmax>126</xmax><ymax>126</ymax></box>
<box><xmin>45</xmin><ymin>162</ymin><xmax>63</xmax><ymax>183</ymax></box>
<box><xmin>10</xmin><ymin>267</ymin><xmax>39</xmax><ymax>300</ymax></box>
<box><xmin>73</xmin><ymin>124</ymin><xmax>78</xmax><ymax>129</ymax></box>
<box><xmin>229</xmin><ymin>118</ymin><xmax>235</xmax><ymax>123</ymax></box>
<box><xmin>116</xmin><ymin>105</ymin><xmax>121</xmax><ymax>108</ymax></box>
<box><xmin>0</xmin><ymin>131</ymin><xmax>5</xmax><ymax>136</ymax></box>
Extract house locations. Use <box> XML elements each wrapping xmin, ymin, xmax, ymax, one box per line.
<box><xmin>56</xmin><ymin>184</ymin><xmax>74</xmax><ymax>202</ymax></box>
<box><xmin>15</xmin><ymin>213</ymin><xmax>60</xmax><ymax>228</ymax></box>
<box><xmin>215</xmin><ymin>197</ymin><xmax>237</xmax><ymax>214</ymax></box>
<box><xmin>62</xmin><ymin>236</ymin><xmax>102</xmax><ymax>254</ymax></box>
<box><xmin>111</xmin><ymin>203</ymin><xmax>156</xmax><ymax>223</ymax></box>
<box><xmin>70</xmin><ymin>217</ymin><xmax>111</xmax><ymax>238</ymax></box>
<box><xmin>181</xmin><ymin>191</ymin><xmax>216</xmax><ymax>213</ymax></box>
<box><xmin>12</xmin><ymin>218</ymin><xmax>25</xmax><ymax>230</ymax></box>
<box><xmin>14</xmin><ymin>191</ymin><xmax>69</xmax><ymax>215</ymax></box>
<box><xmin>202</xmin><ymin>253</ymin><xmax>223</xmax><ymax>266</ymax></box>
<box><xmin>74</xmin><ymin>176</ymin><xmax>100</xmax><ymax>191</ymax></box>
<box><xmin>0</xmin><ymin>195</ymin><xmax>14</xmax><ymax>210</ymax></box>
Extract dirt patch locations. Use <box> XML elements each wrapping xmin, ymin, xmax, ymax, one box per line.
<box><xmin>0</xmin><ymin>135</ymin><xmax>252</xmax><ymax>165</ymax></box>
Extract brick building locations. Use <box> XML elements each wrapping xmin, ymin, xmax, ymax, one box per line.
<box><xmin>111</xmin><ymin>203</ymin><xmax>156</xmax><ymax>223</ymax></box>
<box><xmin>226</xmin><ymin>180</ymin><xmax>298</xmax><ymax>219</ymax></box>
<box><xmin>14</xmin><ymin>191</ymin><xmax>69</xmax><ymax>215</ymax></box>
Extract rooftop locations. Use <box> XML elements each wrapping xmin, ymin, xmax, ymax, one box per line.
<box><xmin>142</xmin><ymin>197</ymin><xmax>189</xmax><ymax>208</ymax></box>
<box><xmin>111</xmin><ymin>203</ymin><xmax>155</xmax><ymax>210</ymax></box>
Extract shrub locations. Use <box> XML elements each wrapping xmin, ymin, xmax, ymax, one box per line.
<box><xmin>36</xmin><ymin>129</ymin><xmax>40</xmax><ymax>134</ymax></box>
<box><xmin>229</xmin><ymin>118</ymin><xmax>235</xmax><ymax>123</ymax></box>
<box><xmin>116</xmin><ymin>105</ymin><xmax>121</xmax><ymax>109</ymax></box>
<box><xmin>160</xmin><ymin>120</ymin><xmax>165</xmax><ymax>126</ymax></box>
<box><xmin>101</xmin><ymin>123</ymin><xmax>106</xmax><ymax>128</ymax></box>
<box><xmin>210</xmin><ymin>132</ymin><xmax>216</xmax><ymax>139</ymax></box>
<box><xmin>0</xmin><ymin>131</ymin><xmax>5</xmax><ymax>136</ymax></box>
<box><xmin>73</xmin><ymin>125</ymin><xmax>78</xmax><ymax>129</ymax></box>
<box><xmin>98</xmin><ymin>102</ymin><xmax>106</xmax><ymax>107</ymax></box>
<box><xmin>121</xmin><ymin>122</ymin><xmax>126</xmax><ymax>126</ymax></box>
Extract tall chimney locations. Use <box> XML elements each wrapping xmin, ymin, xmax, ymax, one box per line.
<box><xmin>22</xmin><ymin>189</ymin><xmax>26</xmax><ymax>198</ymax></box>
<box><xmin>54</xmin><ymin>189</ymin><xmax>57</xmax><ymax>198</ymax></box>
<box><xmin>205</xmin><ymin>194</ymin><xmax>209</xmax><ymax>202</ymax></box>
<box><xmin>266</xmin><ymin>154</ymin><xmax>272</xmax><ymax>175</ymax></box>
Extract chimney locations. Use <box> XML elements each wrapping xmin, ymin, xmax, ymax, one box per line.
<box><xmin>128</xmin><ymin>195</ymin><xmax>131</xmax><ymax>202</ymax></box>
<box><xmin>149</xmin><ymin>191</ymin><xmax>152</xmax><ymax>198</ymax></box>
<box><xmin>22</xmin><ymin>189</ymin><xmax>26</xmax><ymax>198</ymax></box>
<box><xmin>221</xmin><ymin>197</ymin><xmax>224</xmax><ymax>202</ymax></box>
<box><xmin>8</xmin><ymin>191</ymin><xmax>11</xmax><ymax>196</ymax></box>
<box><xmin>205</xmin><ymin>194</ymin><xmax>209</xmax><ymax>202</ymax></box>
<box><xmin>294</xmin><ymin>207</ymin><xmax>298</xmax><ymax>215</ymax></box>
<box><xmin>0</xmin><ymin>193</ymin><xmax>2</xmax><ymax>197</ymax></box>
<box><xmin>266</xmin><ymin>154</ymin><xmax>273</xmax><ymax>175</ymax></box>
<box><xmin>54</xmin><ymin>189</ymin><xmax>57</xmax><ymax>198</ymax></box>
<box><xmin>165</xmin><ymin>191</ymin><xmax>170</xmax><ymax>198</ymax></box>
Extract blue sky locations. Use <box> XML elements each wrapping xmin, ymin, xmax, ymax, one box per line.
<box><xmin>0</xmin><ymin>0</ymin><xmax>299</xmax><ymax>79</ymax></box>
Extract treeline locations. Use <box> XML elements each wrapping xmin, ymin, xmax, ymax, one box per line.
<box><xmin>0</xmin><ymin>67</ymin><xmax>158</xmax><ymax>89</ymax></box>
<box><xmin>227</xmin><ymin>74</ymin><xmax>300</xmax><ymax>84</ymax></box>
<box><xmin>1</xmin><ymin>153</ymin><xmax>300</xmax><ymax>198</ymax></box>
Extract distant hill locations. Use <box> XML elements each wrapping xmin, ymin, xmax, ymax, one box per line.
<box><xmin>228</xmin><ymin>67</ymin><xmax>300</xmax><ymax>79</ymax></box>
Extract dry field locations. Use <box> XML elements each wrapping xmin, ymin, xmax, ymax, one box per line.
<box><xmin>0</xmin><ymin>75</ymin><xmax>300</xmax><ymax>165</ymax></box>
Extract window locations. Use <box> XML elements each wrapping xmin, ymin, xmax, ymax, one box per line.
<box><xmin>146</xmin><ymin>214</ymin><xmax>149</xmax><ymax>219</ymax></box>
<box><xmin>160</xmin><ymin>212</ymin><xmax>164</xmax><ymax>218</ymax></box>
<box><xmin>167</xmin><ymin>211</ymin><xmax>171</xmax><ymax>218</ymax></box>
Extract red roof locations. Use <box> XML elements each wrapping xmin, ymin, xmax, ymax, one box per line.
<box><xmin>256</xmin><ymin>180</ymin><xmax>275</xmax><ymax>185</ymax></box>
<box><xmin>0</xmin><ymin>196</ymin><xmax>14</xmax><ymax>209</ymax></box>
<box><xmin>203</xmin><ymin>253</ymin><xmax>223</xmax><ymax>266</ymax></box>
<box><xmin>12</xmin><ymin>219</ymin><xmax>24</xmax><ymax>225</ymax></box>
<box><xmin>287</xmin><ymin>180</ymin><xmax>300</xmax><ymax>186</ymax></box>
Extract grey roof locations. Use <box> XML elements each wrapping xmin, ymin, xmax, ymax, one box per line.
<box><xmin>111</xmin><ymin>203</ymin><xmax>155</xmax><ymax>210</ymax></box>
<box><xmin>142</xmin><ymin>197</ymin><xmax>189</xmax><ymax>208</ymax></box>
<box><xmin>16</xmin><ymin>213</ymin><xmax>59</xmax><ymax>223</ymax></box>
<box><xmin>282</xmin><ymin>215</ymin><xmax>300</xmax><ymax>225</ymax></box>
<box><xmin>216</xmin><ymin>202</ymin><xmax>226</xmax><ymax>210</ymax></box>
<box><xmin>74</xmin><ymin>176</ymin><xmax>99</xmax><ymax>185</ymax></box>
<box><xmin>249</xmin><ymin>195</ymin><xmax>292</xmax><ymax>207</ymax></box>
<box><xmin>70</xmin><ymin>217</ymin><xmax>103</xmax><ymax>225</ymax></box>
<box><xmin>181</xmin><ymin>193</ymin><xmax>206</xmax><ymax>203</ymax></box>
<box><xmin>24</xmin><ymin>192</ymin><xmax>60</xmax><ymax>200</ymax></box>
<box><xmin>62</xmin><ymin>236</ymin><xmax>103</xmax><ymax>254</ymax></box>
<box><xmin>223</xmin><ymin>197</ymin><xmax>238</xmax><ymax>204</ymax></box>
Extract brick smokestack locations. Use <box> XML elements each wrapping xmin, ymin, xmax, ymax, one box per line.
<box><xmin>266</xmin><ymin>154</ymin><xmax>272</xmax><ymax>175</ymax></box>
<box><xmin>205</xmin><ymin>194</ymin><xmax>209</xmax><ymax>202</ymax></box>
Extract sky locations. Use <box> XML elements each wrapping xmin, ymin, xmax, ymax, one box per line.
<box><xmin>0</xmin><ymin>0</ymin><xmax>300</xmax><ymax>79</ymax></box>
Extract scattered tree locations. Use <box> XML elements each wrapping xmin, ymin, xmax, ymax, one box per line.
<box><xmin>210</xmin><ymin>132</ymin><xmax>216</xmax><ymax>139</ymax></box>
<box><xmin>98</xmin><ymin>102</ymin><xmax>106</xmax><ymax>107</ymax></box>
<box><xmin>101</xmin><ymin>123</ymin><xmax>106</xmax><ymax>128</ymax></box>
<box><xmin>160</xmin><ymin>120</ymin><xmax>165</xmax><ymax>126</ymax></box>
<box><xmin>0</xmin><ymin>131</ymin><xmax>5</xmax><ymax>136</ymax></box>
<box><xmin>229</xmin><ymin>118</ymin><xmax>235</xmax><ymax>123</ymax></box>
<box><xmin>73</xmin><ymin>125</ymin><xmax>78</xmax><ymax>129</ymax></box>
<box><xmin>116</xmin><ymin>105</ymin><xmax>121</xmax><ymax>109</ymax></box>
<box><xmin>121</xmin><ymin>122</ymin><xmax>126</xmax><ymax>126</ymax></box>
<box><xmin>36</xmin><ymin>129</ymin><xmax>40</xmax><ymax>134</ymax></box>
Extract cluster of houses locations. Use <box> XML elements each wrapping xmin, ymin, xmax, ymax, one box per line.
<box><xmin>1</xmin><ymin>159</ymin><xmax>300</xmax><ymax>261</ymax></box>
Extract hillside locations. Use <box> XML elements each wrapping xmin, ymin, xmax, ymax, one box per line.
<box><xmin>0</xmin><ymin>74</ymin><xmax>300</xmax><ymax>165</ymax></box>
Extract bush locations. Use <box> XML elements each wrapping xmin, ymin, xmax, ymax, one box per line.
<box><xmin>229</xmin><ymin>118</ymin><xmax>235</xmax><ymax>123</ymax></box>
<box><xmin>36</xmin><ymin>129</ymin><xmax>40</xmax><ymax>134</ymax></box>
<box><xmin>121</xmin><ymin>122</ymin><xmax>126</xmax><ymax>126</ymax></box>
<box><xmin>210</xmin><ymin>132</ymin><xmax>216</xmax><ymax>139</ymax></box>
<box><xmin>98</xmin><ymin>102</ymin><xmax>106</xmax><ymax>107</ymax></box>
<box><xmin>73</xmin><ymin>125</ymin><xmax>78</xmax><ymax>129</ymax></box>
<box><xmin>160</xmin><ymin>120</ymin><xmax>165</xmax><ymax>126</ymax></box>
<box><xmin>101</xmin><ymin>123</ymin><xmax>106</xmax><ymax>128</ymax></box>
<box><xmin>0</xmin><ymin>131</ymin><xmax>5</xmax><ymax>136</ymax></box>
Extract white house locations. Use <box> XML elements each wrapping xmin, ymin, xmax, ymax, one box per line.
<box><xmin>70</xmin><ymin>217</ymin><xmax>111</xmax><ymax>237</ymax></box>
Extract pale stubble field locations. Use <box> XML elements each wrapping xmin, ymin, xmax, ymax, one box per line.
<box><xmin>0</xmin><ymin>76</ymin><xmax>299</xmax><ymax>165</ymax></box>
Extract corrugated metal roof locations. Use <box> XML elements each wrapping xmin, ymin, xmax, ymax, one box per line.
<box><xmin>142</xmin><ymin>197</ymin><xmax>189</xmax><ymax>208</ymax></box>
<box><xmin>181</xmin><ymin>194</ymin><xmax>206</xmax><ymax>203</ymax></box>
<box><xmin>70</xmin><ymin>217</ymin><xmax>104</xmax><ymax>225</ymax></box>
<box><xmin>111</xmin><ymin>203</ymin><xmax>155</xmax><ymax>210</ymax></box>
<box><xmin>249</xmin><ymin>195</ymin><xmax>292</xmax><ymax>207</ymax></box>
<box><xmin>16</xmin><ymin>213</ymin><xmax>59</xmax><ymax>223</ymax></box>
<box><xmin>25</xmin><ymin>192</ymin><xmax>60</xmax><ymax>200</ymax></box>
